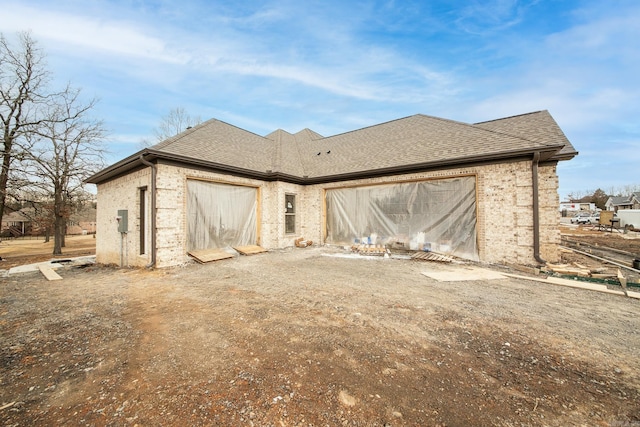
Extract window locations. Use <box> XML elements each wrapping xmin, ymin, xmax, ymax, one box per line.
<box><xmin>285</xmin><ymin>194</ymin><xmax>296</xmax><ymax>234</ymax></box>
<box><xmin>139</xmin><ymin>187</ymin><xmax>147</xmax><ymax>254</ymax></box>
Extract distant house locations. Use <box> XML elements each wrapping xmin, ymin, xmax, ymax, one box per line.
<box><xmin>605</xmin><ymin>192</ymin><xmax>640</xmax><ymax>212</ymax></box>
<box><xmin>1</xmin><ymin>205</ymin><xmax>96</xmax><ymax>237</ymax></box>
<box><xmin>0</xmin><ymin>209</ymin><xmax>31</xmax><ymax>237</ymax></box>
<box><xmin>87</xmin><ymin>110</ymin><xmax>577</xmax><ymax>268</ymax></box>
<box><xmin>67</xmin><ymin>206</ymin><xmax>97</xmax><ymax>235</ymax></box>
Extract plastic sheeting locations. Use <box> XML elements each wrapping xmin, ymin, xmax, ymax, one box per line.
<box><xmin>325</xmin><ymin>177</ymin><xmax>478</xmax><ymax>260</ymax></box>
<box><xmin>187</xmin><ymin>180</ymin><xmax>257</xmax><ymax>251</ymax></box>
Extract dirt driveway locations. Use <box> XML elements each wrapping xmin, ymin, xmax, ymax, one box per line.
<box><xmin>1</xmin><ymin>246</ymin><xmax>639</xmax><ymax>426</ymax></box>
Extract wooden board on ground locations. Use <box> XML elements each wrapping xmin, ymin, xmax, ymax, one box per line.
<box><xmin>233</xmin><ymin>245</ymin><xmax>267</xmax><ymax>256</ymax></box>
<box><xmin>188</xmin><ymin>249</ymin><xmax>235</xmax><ymax>263</ymax></box>
<box><xmin>39</xmin><ymin>265</ymin><xmax>62</xmax><ymax>281</ymax></box>
<box><xmin>501</xmin><ymin>272</ymin><xmax>640</xmax><ymax>299</ymax></box>
<box><xmin>412</xmin><ymin>251</ymin><xmax>454</xmax><ymax>263</ymax></box>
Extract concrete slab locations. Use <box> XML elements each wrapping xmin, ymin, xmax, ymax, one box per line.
<box><xmin>422</xmin><ymin>267</ymin><xmax>506</xmax><ymax>282</ymax></box>
<box><xmin>8</xmin><ymin>256</ymin><xmax>96</xmax><ymax>276</ymax></box>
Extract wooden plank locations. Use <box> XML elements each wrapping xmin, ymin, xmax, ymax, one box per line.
<box><xmin>233</xmin><ymin>245</ymin><xmax>267</xmax><ymax>256</ymax></box>
<box><xmin>501</xmin><ymin>273</ymin><xmax>622</xmax><ymax>295</ymax></box>
<box><xmin>547</xmin><ymin>266</ymin><xmax>591</xmax><ymax>277</ymax></box>
<box><xmin>617</xmin><ymin>269</ymin><xmax>628</xmax><ymax>297</ymax></box>
<box><xmin>39</xmin><ymin>265</ymin><xmax>62</xmax><ymax>281</ymax></box>
<box><xmin>560</xmin><ymin>245</ymin><xmax>640</xmax><ymax>273</ymax></box>
<box><xmin>411</xmin><ymin>251</ymin><xmax>454</xmax><ymax>263</ymax></box>
<box><xmin>188</xmin><ymin>249</ymin><xmax>234</xmax><ymax>263</ymax></box>
<box><xmin>591</xmin><ymin>273</ymin><xmax>617</xmax><ymax>279</ymax></box>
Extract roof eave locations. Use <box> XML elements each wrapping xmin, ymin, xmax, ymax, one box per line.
<box><xmin>85</xmin><ymin>150</ymin><xmax>151</xmax><ymax>184</ymax></box>
<box><xmin>86</xmin><ymin>145</ymin><xmax>566</xmax><ymax>186</ymax></box>
<box><xmin>85</xmin><ymin>149</ymin><xmax>309</xmax><ymax>185</ymax></box>
<box><xmin>548</xmin><ymin>150</ymin><xmax>579</xmax><ymax>162</ymax></box>
<box><xmin>306</xmin><ymin>146</ymin><xmax>564</xmax><ymax>184</ymax></box>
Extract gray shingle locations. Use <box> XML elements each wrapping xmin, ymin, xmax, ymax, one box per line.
<box><xmin>152</xmin><ymin>118</ymin><xmax>275</xmax><ymax>173</ymax></box>
<box><xmin>296</xmin><ymin>114</ymin><xmax>564</xmax><ymax>178</ymax></box>
<box><xmin>474</xmin><ymin>110</ymin><xmax>578</xmax><ymax>160</ymax></box>
<box><xmin>87</xmin><ymin>111</ymin><xmax>576</xmax><ymax>184</ymax></box>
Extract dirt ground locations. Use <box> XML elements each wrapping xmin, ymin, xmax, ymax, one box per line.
<box><xmin>560</xmin><ymin>224</ymin><xmax>640</xmax><ymax>254</ymax></box>
<box><xmin>558</xmin><ymin>224</ymin><xmax>640</xmax><ymax>285</ymax></box>
<box><xmin>1</xmin><ymin>230</ymin><xmax>640</xmax><ymax>426</ymax></box>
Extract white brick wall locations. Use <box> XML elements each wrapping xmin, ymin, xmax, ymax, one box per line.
<box><xmin>95</xmin><ymin>159</ymin><xmax>561</xmax><ymax>268</ymax></box>
<box><xmin>95</xmin><ymin>168</ymin><xmax>151</xmax><ymax>267</ymax></box>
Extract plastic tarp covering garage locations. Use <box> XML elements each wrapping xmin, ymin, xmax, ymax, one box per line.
<box><xmin>187</xmin><ymin>180</ymin><xmax>257</xmax><ymax>251</ymax></box>
<box><xmin>325</xmin><ymin>177</ymin><xmax>478</xmax><ymax>260</ymax></box>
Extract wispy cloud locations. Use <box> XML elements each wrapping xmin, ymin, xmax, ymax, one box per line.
<box><xmin>1</xmin><ymin>0</ymin><xmax>638</xmax><ymax>197</ymax></box>
<box><xmin>1</xmin><ymin>3</ymin><xmax>188</xmax><ymax>63</ymax></box>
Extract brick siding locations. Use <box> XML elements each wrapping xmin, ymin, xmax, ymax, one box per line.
<box><xmin>96</xmin><ymin>159</ymin><xmax>560</xmax><ymax>268</ymax></box>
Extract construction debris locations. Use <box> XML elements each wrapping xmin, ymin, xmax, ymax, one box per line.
<box><xmin>545</xmin><ymin>263</ymin><xmax>591</xmax><ymax>277</ymax></box>
<box><xmin>411</xmin><ymin>251</ymin><xmax>455</xmax><ymax>263</ymax></box>
<box><xmin>502</xmin><ymin>272</ymin><xmax>640</xmax><ymax>299</ymax></box>
<box><xmin>618</xmin><ymin>269</ymin><xmax>629</xmax><ymax>297</ymax></box>
<box><xmin>188</xmin><ymin>248</ymin><xmax>235</xmax><ymax>263</ymax></box>
<box><xmin>295</xmin><ymin>238</ymin><xmax>313</xmax><ymax>248</ymax></box>
<box><xmin>39</xmin><ymin>265</ymin><xmax>63</xmax><ymax>281</ymax></box>
<box><xmin>351</xmin><ymin>244</ymin><xmax>387</xmax><ymax>256</ymax></box>
<box><xmin>233</xmin><ymin>245</ymin><xmax>267</xmax><ymax>256</ymax></box>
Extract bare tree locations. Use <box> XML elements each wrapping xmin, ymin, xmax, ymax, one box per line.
<box><xmin>0</xmin><ymin>31</ymin><xmax>50</xmax><ymax>223</ymax></box>
<box><xmin>139</xmin><ymin>107</ymin><xmax>201</xmax><ymax>147</ymax></box>
<box><xmin>22</xmin><ymin>86</ymin><xmax>106</xmax><ymax>254</ymax></box>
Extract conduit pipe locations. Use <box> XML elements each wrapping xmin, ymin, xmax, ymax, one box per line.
<box><xmin>532</xmin><ymin>151</ymin><xmax>546</xmax><ymax>265</ymax></box>
<box><xmin>139</xmin><ymin>154</ymin><xmax>157</xmax><ymax>268</ymax></box>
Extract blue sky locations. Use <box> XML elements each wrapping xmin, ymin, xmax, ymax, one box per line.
<box><xmin>1</xmin><ymin>0</ymin><xmax>638</xmax><ymax>200</ymax></box>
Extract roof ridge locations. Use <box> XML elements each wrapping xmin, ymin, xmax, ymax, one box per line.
<box><xmin>270</xmin><ymin>130</ymin><xmax>282</xmax><ymax>172</ymax></box>
<box><xmin>473</xmin><ymin>110</ymin><xmax>547</xmax><ymax>125</ymax></box>
<box><xmin>323</xmin><ymin>114</ymin><xmax>424</xmax><ymax>139</ymax></box>
<box><xmin>294</xmin><ymin>128</ymin><xmax>323</xmax><ymax>141</ymax></box>
<box><xmin>292</xmin><ymin>132</ymin><xmax>309</xmax><ymax>177</ymax></box>
<box><xmin>472</xmin><ymin>110</ymin><xmax>567</xmax><ymax>150</ymax></box>
<box><xmin>265</xmin><ymin>129</ymin><xmax>293</xmax><ymax>140</ymax></box>
<box><xmin>154</xmin><ymin>118</ymin><xmax>271</xmax><ymax>150</ymax></box>
<box><xmin>417</xmin><ymin>113</ymin><xmax>556</xmax><ymax>150</ymax></box>
<box><xmin>472</xmin><ymin>125</ymin><xmax>556</xmax><ymax>150</ymax></box>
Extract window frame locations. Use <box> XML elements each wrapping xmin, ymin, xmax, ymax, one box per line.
<box><xmin>284</xmin><ymin>193</ymin><xmax>296</xmax><ymax>234</ymax></box>
<box><xmin>139</xmin><ymin>186</ymin><xmax>147</xmax><ymax>255</ymax></box>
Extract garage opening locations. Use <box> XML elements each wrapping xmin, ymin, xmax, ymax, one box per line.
<box><xmin>187</xmin><ymin>180</ymin><xmax>258</xmax><ymax>251</ymax></box>
<box><xmin>325</xmin><ymin>176</ymin><xmax>478</xmax><ymax>260</ymax></box>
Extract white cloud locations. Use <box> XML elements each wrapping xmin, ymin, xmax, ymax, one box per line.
<box><xmin>0</xmin><ymin>3</ymin><xmax>188</xmax><ymax>63</ymax></box>
<box><xmin>2</xmin><ymin>0</ymin><xmax>637</xmax><ymax>196</ymax></box>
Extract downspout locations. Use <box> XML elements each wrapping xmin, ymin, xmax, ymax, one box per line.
<box><xmin>532</xmin><ymin>152</ymin><xmax>546</xmax><ymax>265</ymax></box>
<box><xmin>139</xmin><ymin>154</ymin><xmax>157</xmax><ymax>268</ymax></box>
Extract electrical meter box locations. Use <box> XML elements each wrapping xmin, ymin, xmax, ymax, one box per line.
<box><xmin>117</xmin><ymin>209</ymin><xmax>128</xmax><ymax>233</ymax></box>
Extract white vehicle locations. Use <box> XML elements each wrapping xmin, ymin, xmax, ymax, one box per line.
<box><xmin>570</xmin><ymin>212</ymin><xmax>599</xmax><ymax>224</ymax></box>
<box><xmin>616</xmin><ymin>210</ymin><xmax>640</xmax><ymax>230</ymax></box>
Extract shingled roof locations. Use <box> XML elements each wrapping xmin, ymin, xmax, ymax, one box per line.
<box><xmin>86</xmin><ymin>110</ymin><xmax>577</xmax><ymax>185</ymax></box>
<box><xmin>474</xmin><ymin>110</ymin><xmax>578</xmax><ymax>160</ymax></box>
